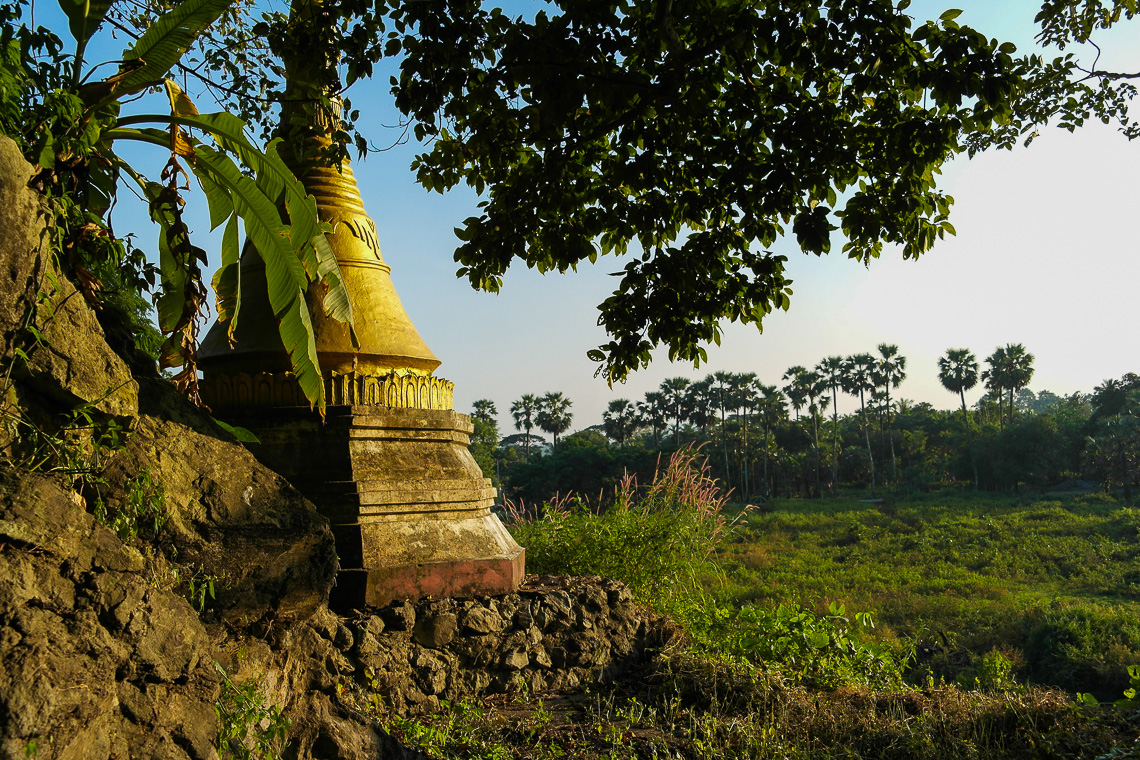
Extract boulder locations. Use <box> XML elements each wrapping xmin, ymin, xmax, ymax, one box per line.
<box><xmin>101</xmin><ymin>380</ymin><xmax>338</xmax><ymax>631</ymax></box>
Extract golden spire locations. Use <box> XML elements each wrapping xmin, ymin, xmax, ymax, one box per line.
<box><xmin>199</xmin><ymin>0</ymin><xmax>440</xmax><ymax>386</ymax></box>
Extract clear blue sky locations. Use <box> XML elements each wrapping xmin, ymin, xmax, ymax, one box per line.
<box><xmin>47</xmin><ymin>1</ymin><xmax>1140</xmax><ymax>432</ymax></box>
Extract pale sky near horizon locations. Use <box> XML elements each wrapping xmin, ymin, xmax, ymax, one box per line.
<box><xmin>44</xmin><ymin>1</ymin><xmax>1140</xmax><ymax>434</ymax></box>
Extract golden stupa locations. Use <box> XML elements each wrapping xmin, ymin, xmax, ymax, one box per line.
<box><xmin>198</xmin><ymin>21</ymin><xmax>524</xmax><ymax>607</ymax></box>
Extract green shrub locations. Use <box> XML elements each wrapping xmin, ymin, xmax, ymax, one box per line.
<box><xmin>706</xmin><ymin>601</ymin><xmax>908</xmax><ymax>690</ymax></box>
<box><xmin>93</xmin><ymin>467</ymin><xmax>166</xmax><ymax>542</ymax></box>
<box><xmin>214</xmin><ymin>662</ymin><xmax>289</xmax><ymax>760</ymax></box>
<box><xmin>505</xmin><ymin>449</ymin><xmax>909</xmax><ymax>690</ymax></box>
<box><xmin>1023</xmin><ymin>601</ymin><xmax>1140</xmax><ymax>699</ymax></box>
<box><xmin>504</xmin><ymin>447</ymin><xmax>743</xmax><ymax>617</ymax></box>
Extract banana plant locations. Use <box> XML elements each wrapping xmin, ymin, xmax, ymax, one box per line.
<box><xmin>46</xmin><ymin>0</ymin><xmax>353</xmax><ymax>413</ymax></box>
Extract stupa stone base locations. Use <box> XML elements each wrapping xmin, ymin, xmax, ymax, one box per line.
<box><xmin>215</xmin><ymin>405</ymin><xmax>525</xmax><ymax>608</ymax></box>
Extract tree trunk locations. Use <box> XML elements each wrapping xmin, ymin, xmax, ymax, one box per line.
<box><xmin>831</xmin><ymin>387</ymin><xmax>840</xmax><ymax>495</ymax></box>
<box><xmin>763</xmin><ymin>422</ymin><xmax>770</xmax><ymax>498</ymax></box>
<box><xmin>742</xmin><ymin>409</ymin><xmax>750</xmax><ymax>499</ymax></box>
<box><xmin>960</xmin><ymin>391</ymin><xmax>978</xmax><ymax>491</ymax></box>
<box><xmin>812</xmin><ymin>408</ymin><xmax>822</xmax><ymax>498</ymax></box>
<box><xmin>861</xmin><ymin>391</ymin><xmax>876</xmax><ymax>496</ymax></box>
<box><xmin>887</xmin><ymin>388</ymin><xmax>898</xmax><ymax>488</ymax></box>
<box><xmin>721</xmin><ymin>406</ymin><xmax>730</xmax><ymax>485</ymax></box>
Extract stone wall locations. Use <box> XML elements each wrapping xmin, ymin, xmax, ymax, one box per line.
<box><xmin>341</xmin><ymin>575</ymin><xmax>668</xmax><ymax>715</ymax></box>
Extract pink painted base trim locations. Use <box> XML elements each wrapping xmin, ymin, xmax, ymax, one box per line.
<box><xmin>359</xmin><ymin>549</ymin><xmax>526</xmax><ymax>606</ymax></box>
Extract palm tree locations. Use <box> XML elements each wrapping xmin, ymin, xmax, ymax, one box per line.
<box><xmin>805</xmin><ymin>370</ymin><xmax>828</xmax><ymax>498</ymax></box>
<box><xmin>637</xmin><ymin>391</ymin><xmax>669</xmax><ymax>449</ymax></box>
<box><xmin>843</xmin><ymin>353</ymin><xmax>878</xmax><ymax>495</ymax></box>
<box><xmin>783</xmin><ymin>365</ymin><xmax>816</xmax><ymax>495</ymax></box>
<box><xmin>982</xmin><ymin>345</ymin><xmax>1009</xmax><ymax>428</ymax></box>
<box><xmin>782</xmin><ymin>366</ymin><xmax>810</xmax><ymax>422</ymax></box>
<box><xmin>1092</xmin><ymin>375</ymin><xmax>1140</xmax><ymax>418</ymax></box>
<box><xmin>938</xmin><ymin>348</ymin><xmax>980</xmax><ymax>490</ymax></box>
<box><xmin>536</xmin><ymin>392</ymin><xmax>573</xmax><ymax>451</ymax></box>
<box><xmin>510</xmin><ymin>394</ymin><xmax>541</xmax><ymax>460</ymax></box>
<box><xmin>875</xmin><ymin>344</ymin><xmax>906</xmax><ymax>487</ymax></box>
<box><xmin>983</xmin><ymin>345</ymin><xmax>1033</xmax><ymax>428</ymax></box>
<box><xmin>685</xmin><ymin>378</ymin><xmax>716</xmax><ymax>437</ymax></box>
<box><xmin>757</xmin><ymin>384</ymin><xmax>786</xmax><ymax>498</ymax></box>
<box><xmin>1004</xmin><ymin>343</ymin><xmax>1036</xmax><ymax>421</ymax></box>
<box><xmin>734</xmin><ymin>373</ymin><xmax>759</xmax><ymax>497</ymax></box>
<box><xmin>711</xmin><ymin>371</ymin><xmax>736</xmax><ymax>479</ymax></box>
<box><xmin>660</xmin><ymin>376</ymin><xmax>691</xmax><ymax>445</ymax></box>
<box><xmin>816</xmin><ymin>356</ymin><xmax>845</xmax><ymax>494</ymax></box>
<box><xmin>472</xmin><ymin>399</ymin><xmax>497</xmax><ymax>423</ymax></box>
<box><xmin>602</xmin><ymin>399</ymin><xmax>638</xmax><ymax>449</ymax></box>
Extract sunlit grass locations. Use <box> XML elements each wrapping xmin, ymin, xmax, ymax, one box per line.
<box><xmin>721</xmin><ymin>492</ymin><xmax>1140</xmax><ymax>697</ymax></box>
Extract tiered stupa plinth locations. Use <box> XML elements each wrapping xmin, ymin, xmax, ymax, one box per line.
<box><xmin>198</xmin><ymin>142</ymin><xmax>523</xmax><ymax>608</ymax></box>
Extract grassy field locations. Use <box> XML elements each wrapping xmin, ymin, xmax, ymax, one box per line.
<box><xmin>389</xmin><ymin>473</ymin><xmax>1140</xmax><ymax>758</ymax></box>
<box><xmin>721</xmin><ymin>491</ymin><xmax>1140</xmax><ymax>698</ymax></box>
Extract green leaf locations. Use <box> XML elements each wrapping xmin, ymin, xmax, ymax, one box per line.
<box><xmin>196</xmin><ymin>167</ymin><xmax>235</xmax><ymax>230</ymax></box>
<box><xmin>57</xmin><ymin>0</ymin><xmax>114</xmax><ymax>47</ymax></box>
<box><xmin>939</xmin><ymin>9</ymin><xmax>963</xmax><ymax>21</ymax></box>
<box><xmin>174</xmin><ymin>116</ymin><xmax>338</xmax><ymax>288</ymax></box>
<box><xmin>108</xmin><ymin>126</ymin><xmax>326</xmax><ymax>412</ymax></box>
<box><xmin>119</xmin><ymin>0</ymin><xmax>233</xmax><ymax>93</ymax></box>
<box><xmin>213</xmin><ymin>418</ymin><xmax>260</xmax><ymax>444</ymax></box>
<box><xmin>36</xmin><ymin>134</ymin><xmax>55</xmax><ymax>168</ymax></box>
<box><xmin>212</xmin><ymin>214</ymin><xmax>241</xmax><ymax>338</ymax></box>
<box><xmin>312</xmin><ymin>232</ymin><xmax>358</xmax><ymax>347</ymax></box>
<box><xmin>189</xmin><ymin>144</ymin><xmax>326</xmax><ymax>412</ymax></box>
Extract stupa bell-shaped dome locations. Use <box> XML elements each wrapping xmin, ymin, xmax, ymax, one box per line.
<box><xmin>198</xmin><ymin>158</ymin><xmax>440</xmax><ymax>380</ymax></box>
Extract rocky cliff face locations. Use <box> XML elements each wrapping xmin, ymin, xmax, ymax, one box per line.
<box><xmin>0</xmin><ymin>466</ymin><xmax>219</xmax><ymax>759</ymax></box>
<box><xmin>0</xmin><ymin>137</ymin><xmax>670</xmax><ymax>760</ymax></box>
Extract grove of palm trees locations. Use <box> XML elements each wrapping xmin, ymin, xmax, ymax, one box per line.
<box><xmin>473</xmin><ymin>346</ymin><xmax>1139</xmax><ymax>507</ymax></box>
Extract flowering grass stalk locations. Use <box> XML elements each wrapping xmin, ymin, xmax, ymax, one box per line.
<box><xmin>503</xmin><ymin>447</ymin><xmax>750</xmax><ymax>616</ymax></box>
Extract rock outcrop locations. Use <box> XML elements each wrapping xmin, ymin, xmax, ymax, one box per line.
<box><xmin>0</xmin><ymin>137</ymin><xmax>137</xmax><ymax>420</ymax></box>
<box><xmin>0</xmin><ymin>134</ymin><xmax>674</xmax><ymax>759</ymax></box>
<box><xmin>106</xmin><ymin>380</ymin><xmax>339</xmax><ymax>631</ymax></box>
<box><xmin>0</xmin><ymin>466</ymin><xmax>218</xmax><ymax>759</ymax></box>
<box><xmin>0</xmin><ymin>466</ymin><xmax>668</xmax><ymax>758</ymax></box>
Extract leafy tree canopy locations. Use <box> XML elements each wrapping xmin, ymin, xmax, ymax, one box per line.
<box><xmin>129</xmin><ymin>0</ymin><xmax>1025</xmax><ymax>383</ymax></box>
<box><xmin>968</xmin><ymin>0</ymin><xmax>1140</xmax><ymax>153</ymax></box>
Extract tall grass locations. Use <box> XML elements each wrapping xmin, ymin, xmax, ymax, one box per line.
<box><xmin>504</xmin><ymin>447</ymin><xmax>742</xmax><ymax>618</ymax></box>
<box><xmin>503</xmin><ymin>448</ymin><xmax>909</xmax><ymax>690</ymax></box>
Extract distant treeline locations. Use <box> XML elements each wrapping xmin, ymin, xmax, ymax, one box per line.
<box><xmin>469</xmin><ymin>346</ymin><xmax>1140</xmax><ymax>505</ymax></box>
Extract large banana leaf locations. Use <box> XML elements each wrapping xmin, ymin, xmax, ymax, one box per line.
<box><xmin>57</xmin><ymin>0</ymin><xmax>115</xmax><ymax>47</ymax></box>
<box><xmin>118</xmin><ymin>0</ymin><xmax>233</xmax><ymax>94</ymax></box>
<box><xmin>212</xmin><ymin>214</ymin><xmax>241</xmax><ymax>341</ymax></box>
<box><xmin>115</xmin><ymin>111</ymin><xmax>356</xmax><ymax>335</ymax></box>
<box><xmin>191</xmin><ymin>143</ymin><xmax>326</xmax><ymax>413</ymax></box>
<box><xmin>191</xmin><ymin>113</ymin><xmax>357</xmax><ymax>346</ymax></box>
<box><xmin>109</xmin><ymin>127</ymin><xmax>327</xmax><ymax>412</ymax></box>
<box><xmin>313</xmin><ymin>232</ymin><xmax>359</xmax><ymax>348</ymax></box>
<box><xmin>189</xmin><ymin>116</ymin><xmax>328</xmax><ymax>274</ymax></box>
